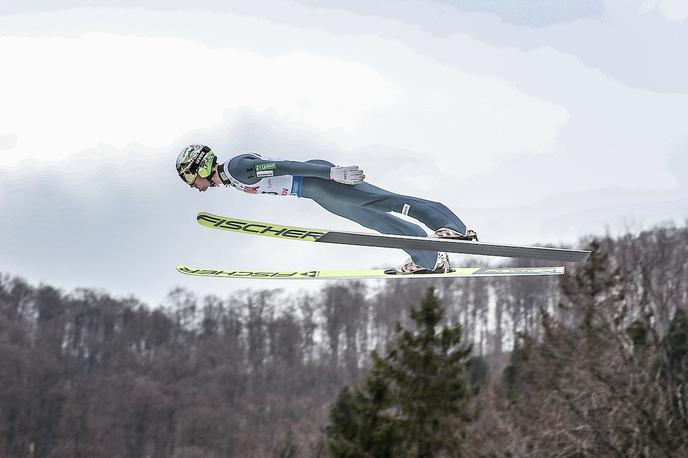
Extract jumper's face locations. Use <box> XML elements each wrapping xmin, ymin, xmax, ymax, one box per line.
<box><xmin>190</xmin><ymin>175</ymin><xmax>211</xmax><ymax>192</ymax></box>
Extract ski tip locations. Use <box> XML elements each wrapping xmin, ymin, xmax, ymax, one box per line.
<box><xmin>196</xmin><ymin>212</ymin><xmax>219</xmax><ymax>224</ymax></box>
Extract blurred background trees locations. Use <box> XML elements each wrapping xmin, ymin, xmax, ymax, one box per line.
<box><xmin>0</xmin><ymin>223</ymin><xmax>686</xmax><ymax>456</ymax></box>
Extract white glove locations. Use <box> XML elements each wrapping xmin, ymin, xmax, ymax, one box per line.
<box><xmin>330</xmin><ymin>166</ymin><xmax>365</xmax><ymax>185</ymax></box>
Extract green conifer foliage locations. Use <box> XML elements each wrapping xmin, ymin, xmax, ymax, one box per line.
<box><xmin>327</xmin><ymin>370</ymin><xmax>399</xmax><ymax>458</ymax></box>
<box><xmin>327</xmin><ymin>287</ymin><xmax>475</xmax><ymax>458</ymax></box>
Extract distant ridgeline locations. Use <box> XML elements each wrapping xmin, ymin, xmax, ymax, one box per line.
<box><xmin>0</xmin><ymin>223</ymin><xmax>686</xmax><ymax>457</ymax></box>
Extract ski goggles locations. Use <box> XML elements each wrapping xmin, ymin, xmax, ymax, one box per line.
<box><xmin>180</xmin><ymin>169</ymin><xmax>198</xmax><ymax>185</ymax></box>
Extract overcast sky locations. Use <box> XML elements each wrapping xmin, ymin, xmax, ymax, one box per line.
<box><xmin>1</xmin><ymin>0</ymin><xmax>687</xmax><ymax>306</ymax></box>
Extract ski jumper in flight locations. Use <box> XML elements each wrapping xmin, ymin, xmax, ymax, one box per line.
<box><xmin>176</xmin><ymin>145</ymin><xmax>478</xmax><ymax>274</ymax></box>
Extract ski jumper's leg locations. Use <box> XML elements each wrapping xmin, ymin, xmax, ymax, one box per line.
<box><xmin>301</xmin><ymin>160</ymin><xmax>467</xmax><ymax>232</ymax></box>
<box><xmin>311</xmin><ymin>194</ymin><xmax>439</xmax><ymax>268</ymax></box>
<box><xmin>362</xmin><ymin>188</ymin><xmax>467</xmax><ymax>235</ymax></box>
<box><xmin>301</xmin><ymin>160</ymin><xmax>465</xmax><ymax>269</ymax></box>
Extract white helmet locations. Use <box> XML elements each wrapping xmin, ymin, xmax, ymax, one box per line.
<box><xmin>176</xmin><ymin>144</ymin><xmax>217</xmax><ymax>185</ymax></box>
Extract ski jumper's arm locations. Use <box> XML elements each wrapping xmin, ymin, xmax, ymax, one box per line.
<box><xmin>227</xmin><ymin>154</ymin><xmax>330</xmax><ymax>181</ymax></box>
<box><xmin>225</xmin><ymin>154</ymin><xmax>364</xmax><ymax>185</ymax></box>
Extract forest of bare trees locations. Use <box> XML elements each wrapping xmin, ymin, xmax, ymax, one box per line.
<box><xmin>0</xmin><ymin>223</ymin><xmax>686</xmax><ymax>457</ymax></box>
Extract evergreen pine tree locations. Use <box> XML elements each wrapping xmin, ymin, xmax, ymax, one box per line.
<box><xmin>327</xmin><ymin>287</ymin><xmax>476</xmax><ymax>458</ymax></box>
<box><xmin>327</xmin><ymin>369</ymin><xmax>399</xmax><ymax>458</ymax></box>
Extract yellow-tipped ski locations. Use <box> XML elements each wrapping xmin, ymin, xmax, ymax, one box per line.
<box><xmin>197</xmin><ymin>212</ymin><xmax>327</xmax><ymax>242</ymax></box>
<box><xmin>177</xmin><ymin>265</ymin><xmax>564</xmax><ymax>280</ymax></box>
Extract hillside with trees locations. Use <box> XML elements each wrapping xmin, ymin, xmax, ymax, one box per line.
<box><xmin>0</xmin><ymin>224</ymin><xmax>686</xmax><ymax>457</ymax></box>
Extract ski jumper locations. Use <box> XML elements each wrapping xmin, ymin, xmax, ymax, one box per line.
<box><xmin>219</xmin><ymin>154</ymin><xmax>467</xmax><ymax>269</ymax></box>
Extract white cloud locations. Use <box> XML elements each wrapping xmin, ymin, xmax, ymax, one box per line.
<box><xmin>0</xmin><ymin>30</ymin><xmax>400</xmax><ymax>167</ymax></box>
<box><xmin>640</xmin><ymin>0</ymin><xmax>688</xmax><ymax>21</ymax></box>
<box><xmin>0</xmin><ymin>8</ymin><xmax>570</xmax><ymax>178</ymax></box>
<box><xmin>0</xmin><ymin>134</ymin><xmax>18</xmax><ymax>150</ymax></box>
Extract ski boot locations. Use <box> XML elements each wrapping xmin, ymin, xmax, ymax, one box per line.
<box><xmin>385</xmin><ymin>252</ymin><xmax>452</xmax><ymax>275</ymax></box>
<box><xmin>433</xmin><ymin>227</ymin><xmax>479</xmax><ymax>241</ymax></box>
